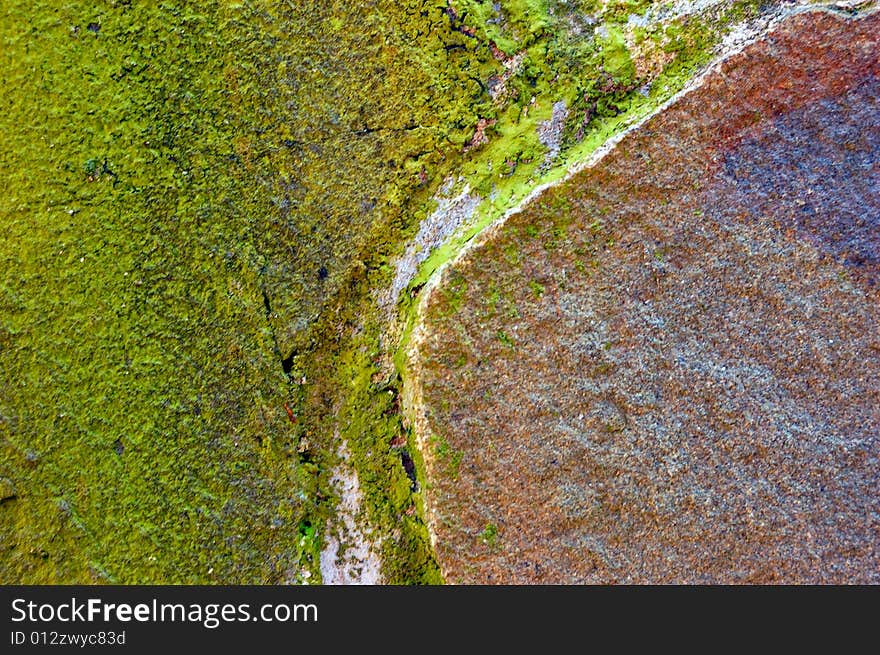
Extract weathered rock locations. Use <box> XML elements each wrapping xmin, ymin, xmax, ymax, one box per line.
<box><xmin>414</xmin><ymin>8</ymin><xmax>880</xmax><ymax>583</ymax></box>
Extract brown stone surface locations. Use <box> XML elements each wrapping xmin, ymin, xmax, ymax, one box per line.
<box><xmin>414</xmin><ymin>9</ymin><xmax>880</xmax><ymax>583</ymax></box>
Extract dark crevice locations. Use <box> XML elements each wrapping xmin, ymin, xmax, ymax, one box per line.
<box><xmin>283</xmin><ymin>122</ymin><xmax>428</xmax><ymax>148</ymax></box>
<box><xmin>400</xmin><ymin>448</ymin><xmax>418</xmax><ymax>492</ymax></box>
<box><xmin>353</xmin><ymin>124</ymin><xmax>425</xmax><ymax>137</ymax></box>
<box><xmin>354</xmin><ymin>126</ymin><xmax>381</xmax><ymax>136</ymax></box>
<box><xmin>468</xmin><ymin>75</ymin><xmax>487</xmax><ymax>96</ymax></box>
<box><xmin>382</xmin><ymin>387</ymin><xmax>400</xmax><ymax>417</ymax></box>
<box><xmin>443</xmin><ymin>2</ymin><xmax>478</xmax><ymax>39</ymax></box>
<box><xmin>298</xmin><ymin>519</ymin><xmax>312</xmax><ymax>537</ymax></box>
<box><xmin>261</xmin><ymin>287</ymin><xmax>296</xmax><ymax>383</ymax></box>
<box><xmin>281</xmin><ymin>353</ymin><xmax>294</xmax><ymax>378</ymax></box>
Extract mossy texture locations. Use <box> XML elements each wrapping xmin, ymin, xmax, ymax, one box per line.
<box><xmin>0</xmin><ymin>0</ymin><xmax>460</xmax><ymax>584</ymax></box>
<box><xmin>1</xmin><ymin>0</ymin><xmax>762</xmax><ymax>583</ymax></box>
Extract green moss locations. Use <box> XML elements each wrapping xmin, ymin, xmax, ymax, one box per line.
<box><xmin>600</xmin><ymin>24</ymin><xmax>636</xmax><ymax>83</ymax></box>
<box><xmin>402</xmin><ymin>0</ymin><xmax>769</xmax><ymax>318</ymax></box>
<box><xmin>0</xmin><ymin>0</ymin><xmax>318</xmax><ymax>584</ymax></box>
<box><xmin>495</xmin><ymin>329</ymin><xmax>516</xmax><ymax>349</ymax></box>
<box><xmin>479</xmin><ymin>522</ymin><xmax>500</xmax><ymax>551</ymax></box>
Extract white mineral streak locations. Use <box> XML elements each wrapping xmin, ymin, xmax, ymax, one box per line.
<box><xmin>378</xmin><ymin>178</ymin><xmax>480</xmax><ymax>317</ymax></box>
<box><xmin>319</xmin><ymin>439</ymin><xmax>383</xmax><ymax>585</ymax></box>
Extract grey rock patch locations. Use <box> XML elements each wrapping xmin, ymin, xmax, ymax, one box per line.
<box><xmin>537</xmin><ymin>100</ymin><xmax>569</xmax><ymax>165</ymax></box>
<box><xmin>653</xmin><ymin>0</ymin><xmax>728</xmax><ymax>22</ymax></box>
<box><xmin>319</xmin><ymin>440</ymin><xmax>383</xmax><ymax>585</ymax></box>
<box><xmin>378</xmin><ymin>178</ymin><xmax>480</xmax><ymax>318</ymax></box>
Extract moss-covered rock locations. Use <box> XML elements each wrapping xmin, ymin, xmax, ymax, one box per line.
<box><xmin>1</xmin><ymin>0</ymin><xmax>791</xmax><ymax>583</ymax></box>
<box><xmin>411</xmin><ymin>6</ymin><xmax>880</xmax><ymax>583</ymax></box>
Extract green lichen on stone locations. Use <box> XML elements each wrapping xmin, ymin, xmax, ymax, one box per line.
<box><xmin>1</xmin><ymin>0</ymin><xmax>774</xmax><ymax>584</ymax></box>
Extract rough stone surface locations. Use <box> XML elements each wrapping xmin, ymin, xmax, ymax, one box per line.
<box><xmin>415</xmin><ymin>9</ymin><xmax>880</xmax><ymax>583</ymax></box>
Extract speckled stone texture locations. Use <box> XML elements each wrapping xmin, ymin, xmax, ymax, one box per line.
<box><xmin>416</xmin><ymin>9</ymin><xmax>880</xmax><ymax>583</ymax></box>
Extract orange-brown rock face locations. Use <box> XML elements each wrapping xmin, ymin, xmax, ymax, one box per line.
<box><xmin>415</xmin><ymin>9</ymin><xmax>880</xmax><ymax>583</ymax></box>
